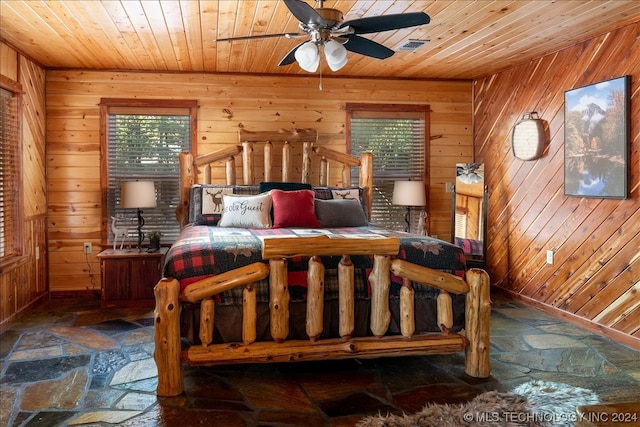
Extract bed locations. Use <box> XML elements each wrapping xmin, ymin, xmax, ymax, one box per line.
<box><xmin>153</xmin><ymin>128</ymin><xmax>491</xmax><ymax>397</ymax></box>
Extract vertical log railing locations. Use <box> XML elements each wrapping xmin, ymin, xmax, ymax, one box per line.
<box><xmin>261</xmin><ymin>235</ymin><xmax>400</xmax><ymax>344</ymax></box>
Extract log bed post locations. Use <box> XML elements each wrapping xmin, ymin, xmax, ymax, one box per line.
<box><xmin>242</xmin><ymin>142</ymin><xmax>254</xmax><ymax>184</ymax></box>
<box><xmin>400</xmin><ymin>278</ymin><xmax>415</xmax><ymax>338</ymax></box>
<box><xmin>154</xmin><ymin>278</ymin><xmax>184</xmax><ymax>397</ymax></box>
<box><xmin>199</xmin><ymin>298</ymin><xmax>214</xmax><ymax>346</ymax></box>
<box><xmin>338</xmin><ymin>255</ymin><xmax>355</xmax><ymax>339</ymax></box>
<box><xmin>306</xmin><ymin>256</ymin><xmax>325</xmax><ymax>341</ymax></box>
<box><xmin>302</xmin><ymin>141</ymin><xmax>312</xmax><ymax>183</ymax></box>
<box><xmin>177</xmin><ymin>152</ymin><xmax>195</xmax><ymax>228</ymax></box>
<box><xmin>319</xmin><ymin>156</ymin><xmax>328</xmax><ymax>186</ymax></box>
<box><xmin>264</xmin><ymin>141</ymin><xmax>272</xmax><ymax>182</ymax></box>
<box><xmin>243</xmin><ymin>284</ymin><xmax>257</xmax><ymax>345</ymax></box>
<box><xmin>270</xmin><ymin>258</ymin><xmax>290</xmax><ymax>342</ymax></box>
<box><xmin>359</xmin><ymin>151</ymin><xmax>373</xmax><ymax>218</ymax></box>
<box><xmin>464</xmin><ymin>268</ymin><xmax>491</xmax><ymax>378</ymax></box>
<box><xmin>437</xmin><ymin>290</ymin><xmax>453</xmax><ymax>334</ymax></box>
<box><xmin>369</xmin><ymin>254</ymin><xmax>392</xmax><ymax>337</ymax></box>
<box><xmin>282</xmin><ymin>141</ymin><xmax>291</xmax><ymax>182</ymax></box>
<box><xmin>226</xmin><ymin>156</ymin><xmax>235</xmax><ymax>185</ymax></box>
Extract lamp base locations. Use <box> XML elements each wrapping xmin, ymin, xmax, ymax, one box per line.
<box><xmin>404</xmin><ymin>207</ymin><xmax>411</xmax><ymax>233</ymax></box>
<box><xmin>136</xmin><ymin>208</ymin><xmax>145</xmax><ymax>252</ymax></box>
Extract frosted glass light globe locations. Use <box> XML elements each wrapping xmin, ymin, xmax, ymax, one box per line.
<box><xmin>295</xmin><ymin>41</ymin><xmax>320</xmax><ymax>72</ymax></box>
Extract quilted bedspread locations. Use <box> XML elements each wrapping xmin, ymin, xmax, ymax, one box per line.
<box><xmin>455</xmin><ymin>237</ymin><xmax>484</xmax><ymax>257</ymax></box>
<box><xmin>164</xmin><ymin>224</ymin><xmax>467</xmax><ymax>305</ymax></box>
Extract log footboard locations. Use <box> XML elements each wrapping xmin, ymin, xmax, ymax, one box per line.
<box><xmin>184</xmin><ymin>335</ymin><xmax>468</xmax><ymax>366</ymax></box>
<box><xmin>154</xmin><ymin>237</ymin><xmax>491</xmax><ymax>397</ymax></box>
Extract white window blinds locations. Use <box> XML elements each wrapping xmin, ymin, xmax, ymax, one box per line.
<box><xmin>106</xmin><ymin>106</ymin><xmax>193</xmax><ymax>244</ymax></box>
<box><xmin>1</xmin><ymin>87</ymin><xmax>20</xmax><ymax>257</ymax></box>
<box><xmin>348</xmin><ymin>107</ymin><xmax>428</xmax><ymax>232</ymax></box>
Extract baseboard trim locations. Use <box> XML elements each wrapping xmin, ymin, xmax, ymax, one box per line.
<box><xmin>49</xmin><ymin>290</ymin><xmax>102</xmax><ymax>299</ymax></box>
<box><xmin>492</xmin><ymin>286</ymin><xmax>640</xmax><ymax>351</ymax></box>
<box><xmin>0</xmin><ymin>292</ymin><xmax>49</xmax><ymax>334</ymax></box>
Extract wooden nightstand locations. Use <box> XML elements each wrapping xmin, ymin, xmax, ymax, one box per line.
<box><xmin>97</xmin><ymin>247</ymin><xmax>168</xmax><ymax>308</ymax></box>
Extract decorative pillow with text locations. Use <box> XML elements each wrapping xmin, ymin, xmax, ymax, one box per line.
<box><xmin>189</xmin><ymin>184</ymin><xmax>260</xmax><ymax>225</ymax></box>
<box><xmin>218</xmin><ymin>192</ymin><xmax>272</xmax><ymax>228</ymax></box>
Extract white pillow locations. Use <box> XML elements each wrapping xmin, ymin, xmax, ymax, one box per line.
<box><xmin>218</xmin><ymin>192</ymin><xmax>272</xmax><ymax>228</ymax></box>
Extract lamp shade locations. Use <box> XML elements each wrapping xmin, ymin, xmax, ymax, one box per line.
<box><xmin>392</xmin><ymin>181</ymin><xmax>426</xmax><ymax>206</ymax></box>
<box><xmin>294</xmin><ymin>41</ymin><xmax>320</xmax><ymax>72</ymax></box>
<box><xmin>121</xmin><ymin>180</ymin><xmax>157</xmax><ymax>209</ymax></box>
<box><xmin>324</xmin><ymin>40</ymin><xmax>348</xmax><ymax>71</ymax></box>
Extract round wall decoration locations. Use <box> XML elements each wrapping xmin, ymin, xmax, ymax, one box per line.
<box><xmin>512</xmin><ymin>112</ymin><xmax>545</xmax><ymax>161</ymax></box>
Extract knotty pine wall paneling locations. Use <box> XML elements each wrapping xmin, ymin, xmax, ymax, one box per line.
<box><xmin>45</xmin><ymin>72</ymin><xmax>472</xmax><ymax>294</ymax></box>
<box><xmin>473</xmin><ymin>21</ymin><xmax>639</xmax><ymax>348</ymax></box>
<box><xmin>0</xmin><ymin>42</ymin><xmax>48</xmax><ymax>332</ymax></box>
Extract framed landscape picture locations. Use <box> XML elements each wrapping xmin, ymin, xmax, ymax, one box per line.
<box><xmin>564</xmin><ymin>75</ymin><xmax>630</xmax><ymax>199</ymax></box>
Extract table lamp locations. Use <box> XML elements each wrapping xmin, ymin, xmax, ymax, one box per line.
<box><xmin>392</xmin><ymin>180</ymin><xmax>426</xmax><ymax>233</ymax></box>
<box><xmin>120</xmin><ymin>180</ymin><xmax>156</xmax><ymax>251</ymax></box>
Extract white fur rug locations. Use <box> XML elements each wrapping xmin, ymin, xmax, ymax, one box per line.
<box><xmin>358</xmin><ymin>380</ymin><xmax>600</xmax><ymax>427</ymax></box>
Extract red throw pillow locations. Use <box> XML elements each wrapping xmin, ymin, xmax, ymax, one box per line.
<box><xmin>271</xmin><ymin>189</ymin><xmax>322</xmax><ymax>228</ymax></box>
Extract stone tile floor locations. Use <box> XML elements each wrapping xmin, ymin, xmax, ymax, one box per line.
<box><xmin>1</xmin><ymin>294</ymin><xmax>638</xmax><ymax>426</ymax></box>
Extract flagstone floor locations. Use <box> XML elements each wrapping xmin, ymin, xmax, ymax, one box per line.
<box><xmin>1</xmin><ymin>294</ymin><xmax>638</xmax><ymax>427</ymax></box>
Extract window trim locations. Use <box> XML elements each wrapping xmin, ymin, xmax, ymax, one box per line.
<box><xmin>345</xmin><ymin>103</ymin><xmax>431</xmax><ymax>231</ymax></box>
<box><xmin>99</xmin><ymin>98</ymin><xmax>198</xmax><ymax>244</ymax></box>
<box><xmin>1</xmin><ymin>75</ymin><xmax>24</xmax><ymax>262</ymax></box>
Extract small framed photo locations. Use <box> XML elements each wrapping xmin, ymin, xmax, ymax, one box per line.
<box><xmin>564</xmin><ymin>75</ymin><xmax>630</xmax><ymax>199</ymax></box>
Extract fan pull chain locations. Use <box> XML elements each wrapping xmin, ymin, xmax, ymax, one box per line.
<box><xmin>319</xmin><ymin>68</ymin><xmax>323</xmax><ymax>91</ymax></box>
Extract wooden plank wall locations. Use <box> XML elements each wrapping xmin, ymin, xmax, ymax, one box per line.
<box><xmin>474</xmin><ymin>21</ymin><xmax>639</xmax><ymax>348</ymax></box>
<box><xmin>45</xmin><ymin>72</ymin><xmax>472</xmax><ymax>293</ymax></box>
<box><xmin>0</xmin><ymin>42</ymin><xmax>48</xmax><ymax>332</ymax></box>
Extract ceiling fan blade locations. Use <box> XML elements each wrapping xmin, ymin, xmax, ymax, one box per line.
<box><xmin>217</xmin><ymin>33</ymin><xmax>304</xmax><ymax>42</ymax></box>
<box><xmin>340</xmin><ymin>12</ymin><xmax>430</xmax><ymax>35</ymax></box>
<box><xmin>278</xmin><ymin>41</ymin><xmax>306</xmax><ymax>66</ymax></box>
<box><xmin>283</xmin><ymin>0</ymin><xmax>327</xmax><ymax>26</ymax></box>
<box><xmin>344</xmin><ymin>35</ymin><xmax>395</xmax><ymax>59</ymax></box>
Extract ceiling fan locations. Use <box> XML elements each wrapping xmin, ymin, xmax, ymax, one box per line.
<box><xmin>217</xmin><ymin>0</ymin><xmax>430</xmax><ymax>72</ymax></box>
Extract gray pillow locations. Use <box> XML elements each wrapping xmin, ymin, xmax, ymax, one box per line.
<box><xmin>315</xmin><ymin>198</ymin><xmax>368</xmax><ymax>227</ymax></box>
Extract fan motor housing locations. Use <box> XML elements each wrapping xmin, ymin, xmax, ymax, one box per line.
<box><xmin>315</xmin><ymin>8</ymin><xmax>343</xmax><ymax>27</ymax></box>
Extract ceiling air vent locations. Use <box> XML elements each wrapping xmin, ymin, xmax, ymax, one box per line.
<box><xmin>395</xmin><ymin>39</ymin><xmax>429</xmax><ymax>52</ymax></box>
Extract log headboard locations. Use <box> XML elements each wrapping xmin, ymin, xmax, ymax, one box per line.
<box><xmin>176</xmin><ymin>128</ymin><xmax>373</xmax><ymax>228</ymax></box>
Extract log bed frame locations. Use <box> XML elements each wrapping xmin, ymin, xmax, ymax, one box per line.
<box><xmin>154</xmin><ymin>128</ymin><xmax>491</xmax><ymax>397</ymax></box>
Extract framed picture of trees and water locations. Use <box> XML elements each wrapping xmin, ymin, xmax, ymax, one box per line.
<box><xmin>564</xmin><ymin>75</ymin><xmax>630</xmax><ymax>199</ymax></box>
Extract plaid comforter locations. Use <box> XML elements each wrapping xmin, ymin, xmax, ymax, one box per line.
<box><xmin>455</xmin><ymin>237</ymin><xmax>484</xmax><ymax>257</ymax></box>
<box><xmin>164</xmin><ymin>224</ymin><xmax>467</xmax><ymax>305</ymax></box>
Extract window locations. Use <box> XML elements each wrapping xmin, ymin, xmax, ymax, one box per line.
<box><xmin>101</xmin><ymin>99</ymin><xmax>196</xmax><ymax>244</ymax></box>
<box><xmin>1</xmin><ymin>84</ymin><xmax>21</xmax><ymax>258</ymax></box>
<box><xmin>346</xmin><ymin>103</ymin><xmax>429</xmax><ymax>232</ymax></box>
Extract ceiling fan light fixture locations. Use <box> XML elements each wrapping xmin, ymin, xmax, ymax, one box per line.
<box><xmin>219</xmin><ymin>2</ymin><xmax>431</xmax><ymax>75</ymax></box>
<box><xmin>324</xmin><ymin>39</ymin><xmax>348</xmax><ymax>71</ymax></box>
<box><xmin>294</xmin><ymin>41</ymin><xmax>320</xmax><ymax>72</ymax></box>
<box><xmin>327</xmin><ymin>54</ymin><xmax>347</xmax><ymax>71</ymax></box>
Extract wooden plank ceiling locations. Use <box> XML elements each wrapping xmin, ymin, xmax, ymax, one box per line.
<box><xmin>1</xmin><ymin>0</ymin><xmax>639</xmax><ymax>79</ymax></box>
